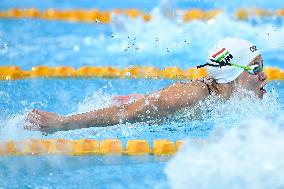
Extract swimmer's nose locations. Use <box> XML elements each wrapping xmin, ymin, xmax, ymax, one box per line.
<box><xmin>258</xmin><ymin>71</ymin><xmax>267</xmax><ymax>81</ymax></box>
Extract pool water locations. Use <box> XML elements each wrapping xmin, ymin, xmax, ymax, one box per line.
<box><xmin>1</xmin><ymin>0</ymin><xmax>284</xmax><ymax>188</ymax></box>
<box><xmin>0</xmin><ymin>79</ymin><xmax>283</xmax><ymax>188</ymax></box>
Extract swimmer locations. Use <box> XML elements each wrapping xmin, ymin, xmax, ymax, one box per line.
<box><xmin>25</xmin><ymin>37</ymin><xmax>267</xmax><ymax>134</ymax></box>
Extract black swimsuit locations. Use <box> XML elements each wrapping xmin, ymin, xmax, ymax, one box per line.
<box><xmin>204</xmin><ymin>81</ymin><xmax>213</xmax><ymax>95</ymax></box>
<box><xmin>179</xmin><ymin>76</ymin><xmax>215</xmax><ymax>95</ymax></box>
<box><xmin>197</xmin><ymin>76</ymin><xmax>215</xmax><ymax>95</ymax></box>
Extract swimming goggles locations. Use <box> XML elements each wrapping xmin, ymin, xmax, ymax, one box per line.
<box><xmin>197</xmin><ymin>59</ymin><xmax>263</xmax><ymax>75</ymax></box>
<box><xmin>230</xmin><ymin>63</ymin><xmax>263</xmax><ymax>75</ymax></box>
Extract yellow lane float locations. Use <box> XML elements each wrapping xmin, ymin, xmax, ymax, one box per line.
<box><xmin>0</xmin><ymin>66</ymin><xmax>283</xmax><ymax>80</ymax></box>
<box><xmin>1</xmin><ymin>8</ymin><xmax>283</xmax><ymax>23</ymax></box>
<box><xmin>0</xmin><ymin>139</ymin><xmax>185</xmax><ymax>156</ymax></box>
<box><xmin>152</xmin><ymin>139</ymin><xmax>176</xmax><ymax>155</ymax></box>
<box><xmin>183</xmin><ymin>9</ymin><xmax>222</xmax><ymax>22</ymax></box>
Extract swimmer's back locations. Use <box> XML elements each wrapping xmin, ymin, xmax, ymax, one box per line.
<box><xmin>176</xmin><ymin>79</ymin><xmax>212</xmax><ymax>95</ymax></box>
<box><xmin>152</xmin><ymin>79</ymin><xmax>211</xmax><ymax>112</ymax></box>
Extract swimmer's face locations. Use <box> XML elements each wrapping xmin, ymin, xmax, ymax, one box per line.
<box><xmin>235</xmin><ymin>55</ymin><xmax>267</xmax><ymax>99</ymax></box>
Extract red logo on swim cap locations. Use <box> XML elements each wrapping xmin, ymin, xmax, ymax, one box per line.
<box><xmin>212</xmin><ymin>48</ymin><xmax>226</xmax><ymax>58</ymax></box>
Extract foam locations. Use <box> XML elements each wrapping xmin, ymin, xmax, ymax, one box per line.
<box><xmin>166</xmin><ymin>114</ymin><xmax>284</xmax><ymax>189</ymax></box>
<box><xmin>0</xmin><ymin>112</ymin><xmax>42</xmax><ymax>140</ymax></box>
<box><xmin>108</xmin><ymin>11</ymin><xmax>284</xmax><ymax>66</ymax></box>
<box><xmin>165</xmin><ymin>86</ymin><xmax>283</xmax><ymax>188</ymax></box>
<box><xmin>1</xmin><ymin>8</ymin><xmax>283</xmax><ymax>69</ymax></box>
<box><xmin>75</xmin><ymin>90</ymin><xmax>113</xmax><ymax>113</ymax></box>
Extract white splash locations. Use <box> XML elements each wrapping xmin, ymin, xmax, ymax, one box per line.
<box><xmin>108</xmin><ymin>11</ymin><xmax>284</xmax><ymax>64</ymax></box>
<box><xmin>165</xmin><ymin>114</ymin><xmax>284</xmax><ymax>189</ymax></box>
<box><xmin>75</xmin><ymin>90</ymin><xmax>113</xmax><ymax>114</ymax></box>
<box><xmin>0</xmin><ymin>112</ymin><xmax>42</xmax><ymax>140</ymax></box>
<box><xmin>172</xmin><ymin>87</ymin><xmax>281</xmax><ymax>129</ymax></box>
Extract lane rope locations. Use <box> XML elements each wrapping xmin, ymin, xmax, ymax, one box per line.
<box><xmin>1</xmin><ymin>66</ymin><xmax>283</xmax><ymax>80</ymax></box>
<box><xmin>0</xmin><ymin>8</ymin><xmax>283</xmax><ymax>23</ymax></box>
<box><xmin>0</xmin><ymin>139</ymin><xmax>185</xmax><ymax>156</ymax></box>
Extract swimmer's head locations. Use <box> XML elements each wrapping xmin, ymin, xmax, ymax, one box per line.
<box><xmin>200</xmin><ymin>37</ymin><xmax>267</xmax><ymax>99</ymax></box>
<box><xmin>205</xmin><ymin>37</ymin><xmax>260</xmax><ymax>83</ymax></box>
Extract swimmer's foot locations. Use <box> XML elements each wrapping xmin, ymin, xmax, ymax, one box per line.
<box><xmin>111</xmin><ymin>93</ymin><xmax>144</xmax><ymax>105</ymax></box>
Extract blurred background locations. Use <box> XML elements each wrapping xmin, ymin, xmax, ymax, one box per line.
<box><xmin>1</xmin><ymin>0</ymin><xmax>284</xmax><ymax>70</ymax></box>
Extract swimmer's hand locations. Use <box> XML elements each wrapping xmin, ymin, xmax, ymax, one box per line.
<box><xmin>25</xmin><ymin>109</ymin><xmax>66</xmax><ymax>134</ymax></box>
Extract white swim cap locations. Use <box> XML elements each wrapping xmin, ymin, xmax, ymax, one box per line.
<box><xmin>205</xmin><ymin>37</ymin><xmax>260</xmax><ymax>83</ymax></box>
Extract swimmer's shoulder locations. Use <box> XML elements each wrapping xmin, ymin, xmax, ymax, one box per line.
<box><xmin>173</xmin><ymin>80</ymin><xmax>210</xmax><ymax>98</ymax></box>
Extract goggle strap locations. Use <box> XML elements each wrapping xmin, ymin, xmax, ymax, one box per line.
<box><xmin>197</xmin><ymin>59</ymin><xmax>231</xmax><ymax>69</ymax></box>
<box><xmin>197</xmin><ymin>60</ymin><xmax>264</xmax><ymax>74</ymax></box>
<box><xmin>230</xmin><ymin>63</ymin><xmax>252</xmax><ymax>70</ymax></box>
<box><xmin>197</xmin><ymin>63</ymin><xmax>221</xmax><ymax>68</ymax></box>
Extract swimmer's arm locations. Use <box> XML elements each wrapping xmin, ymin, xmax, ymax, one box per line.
<box><xmin>26</xmin><ymin>81</ymin><xmax>209</xmax><ymax>133</ymax></box>
<box><xmin>122</xmin><ymin>82</ymin><xmax>210</xmax><ymax>122</ymax></box>
<box><xmin>60</xmin><ymin>81</ymin><xmax>209</xmax><ymax>130</ymax></box>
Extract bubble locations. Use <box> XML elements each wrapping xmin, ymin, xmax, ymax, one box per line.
<box><xmin>145</xmin><ymin>100</ymin><xmax>150</xmax><ymax>105</ymax></box>
<box><xmin>73</xmin><ymin>45</ymin><xmax>80</xmax><ymax>52</ymax></box>
<box><xmin>154</xmin><ymin>93</ymin><xmax>160</xmax><ymax>99</ymax></box>
<box><xmin>119</xmin><ymin>119</ymin><xmax>123</xmax><ymax>124</ymax></box>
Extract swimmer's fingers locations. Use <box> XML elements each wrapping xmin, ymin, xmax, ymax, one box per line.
<box><xmin>26</xmin><ymin>109</ymin><xmax>41</xmax><ymax>120</ymax></box>
<box><xmin>26</xmin><ymin>109</ymin><xmax>57</xmax><ymax>125</ymax></box>
<box><xmin>26</xmin><ymin>111</ymin><xmax>35</xmax><ymax>121</ymax></box>
<box><xmin>32</xmin><ymin>109</ymin><xmax>57</xmax><ymax>117</ymax></box>
<box><xmin>26</xmin><ymin>112</ymin><xmax>42</xmax><ymax>125</ymax></box>
<box><xmin>23</xmin><ymin>123</ymin><xmax>56</xmax><ymax>135</ymax></box>
<box><xmin>23</xmin><ymin>123</ymin><xmax>40</xmax><ymax>131</ymax></box>
<box><xmin>25</xmin><ymin>110</ymin><xmax>48</xmax><ymax>131</ymax></box>
<box><xmin>25</xmin><ymin>109</ymin><xmax>63</xmax><ymax>134</ymax></box>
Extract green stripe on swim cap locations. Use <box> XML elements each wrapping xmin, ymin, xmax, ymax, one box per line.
<box><xmin>216</xmin><ymin>51</ymin><xmax>230</xmax><ymax>62</ymax></box>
